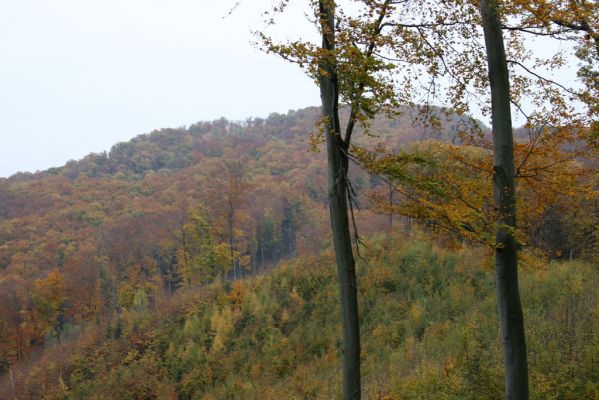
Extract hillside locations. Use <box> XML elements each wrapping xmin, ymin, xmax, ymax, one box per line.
<box><xmin>0</xmin><ymin>106</ymin><xmax>596</xmax><ymax>399</ymax></box>
<box><xmin>0</xmin><ymin>106</ymin><xmax>476</xmax><ymax>366</ymax></box>
<box><xmin>2</xmin><ymin>237</ymin><xmax>598</xmax><ymax>399</ymax></box>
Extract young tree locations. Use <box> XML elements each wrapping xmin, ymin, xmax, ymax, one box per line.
<box><xmin>177</xmin><ymin>204</ymin><xmax>228</xmax><ymax>284</ymax></box>
<box><xmin>204</xmin><ymin>159</ymin><xmax>249</xmax><ymax>280</ymax></box>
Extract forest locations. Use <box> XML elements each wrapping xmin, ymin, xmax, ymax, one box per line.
<box><xmin>0</xmin><ymin>0</ymin><xmax>597</xmax><ymax>399</ymax></box>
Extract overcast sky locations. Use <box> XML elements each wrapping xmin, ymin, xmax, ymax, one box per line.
<box><xmin>0</xmin><ymin>0</ymin><xmax>320</xmax><ymax>177</ymax></box>
<box><xmin>0</xmin><ymin>1</ymin><xmax>582</xmax><ymax>178</ymax></box>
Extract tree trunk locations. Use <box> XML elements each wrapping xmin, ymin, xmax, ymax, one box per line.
<box><xmin>479</xmin><ymin>1</ymin><xmax>529</xmax><ymax>399</ymax></box>
<box><xmin>318</xmin><ymin>1</ymin><xmax>361</xmax><ymax>399</ymax></box>
<box><xmin>228</xmin><ymin>203</ymin><xmax>236</xmax><ymax>280</ymax></box>
<box><xmin>9</xmin><ymin>363</ymin><xmax>16</xmax><ymax>399</ymax></box>
<box><xmin>261</xmin><ymin>240</ymin><xmax>264</xmax><ymax>272</ymax></box>
<box><xmin>388</xmin><ymin>181</ymin><xmax>394</xmax><ymax>229</ymax></box>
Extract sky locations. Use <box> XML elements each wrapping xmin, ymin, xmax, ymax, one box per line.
<box><xmin>0</xmin><ymin>0</ymin><xmax>320</xmax><ymax>177</ymax></box>
<box><xmin>0</xmin><ymin>1</ymin><xmax>583</xmax><ymax>178</ymax></box>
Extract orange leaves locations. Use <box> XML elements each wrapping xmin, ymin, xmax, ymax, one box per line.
<box><xmin>362</xmin><ymin>140</ymin><xmax>497</xmax><ymax>246</ymax></box>
<box><xmin>230</xmin><ymin>281</ymin><xmax>246</xmax><ymax>305</ymax></box>
<box><xmin>513</xmin><ymin>125</ymin><xmax>597</xmax><ymax>251</ymax></box>
<box><xmin>363</xmin><ymin>125</ymin><xmax>595</xmax><ymax>256</ymax></box>
<box><xmin>32</xmin><ymin>268</ymin><xmax>67</xmax><ymax>322</ymax></box>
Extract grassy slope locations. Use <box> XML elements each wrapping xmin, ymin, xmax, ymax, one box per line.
<box><xmin>19</xmin><ymin>236</ymin><xmax>599</xmax><ymax>400</ymax></box>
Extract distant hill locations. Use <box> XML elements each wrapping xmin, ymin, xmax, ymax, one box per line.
<box><xmin>0</xmin><ymin>105</ymin><xmax>485</xmax><ymax>365</ymax></box>
<box><xmin>2</xmin><ymin>105</ymin><xmax>486</xmax><ymax>183</ymax></box>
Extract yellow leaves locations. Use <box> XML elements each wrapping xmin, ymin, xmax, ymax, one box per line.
<box><xmin>118</xmin><ymin>283</ymin><xmax>136</xmax><ymax>308</ymax></box>
<box><xmin>364</xmin><ymin>124</ymin><xmax>594</xmax><ymax>255</ymax></box>
<box><xmin>290</xmin><ymin>286</ymin><xmax>304</xmax><ymax>307</ymax></box>
<box><xmin>121</xmin><ymin>349</ymin><xmax>140</xmax><ymax>366</ymax></box>
<box><xmin>210</xmin><ymin>305</ymin><xmax>238</xmax><ymax>353</ymax></box>
<box><xmin>569</xmin><ymin>272</ymin><xmax>585</xmax><ymax>296</ymax></box>
<box><xmin>364</xmin><ymin>140</ymin><xmax>498</xmax><ymax>245</ymax></box>
<box><xmin>31</xmin><ymin>268</ymin><xmax>68</xmax><ymax>330</ymax></box>
<box><xmin>280</xmin><ymin>308</ymin><xmax>290</xmax><ymax>323</ymax></box>
<box><xmin>57</xmin><ymin>372</ymin><xmax>68</xmax><ymax>392</ymax></box>
<box><xmin>518</xmin><ymin>248</ymin><xmax>548</xmax><ymax>272</ymax></box>
<box><xmin>34</xmin><ymin>268</ymin><xmax>65</xmax><ymax>294</ymax></box>
<box><xmin>245</xmin><ymin>291</ymin><xmax>267</xmax><ymax>320</ymax></box>
<box><xmin>229</xmin><ymin>281</ymin><xmax>245</xmax><ymax>305</ymax></box>
<box><xmin>249</xmin><ymin>363</ymin><xmax>262</xmax><ymax>380</ymax></box>
<box><xmin>409</xmin><ymin>301</ymin><xmax>425</xmax><ymax>326</ymax></box>
<box><xmin>443</xmin><ymin>355</ymin><xmax>459</xmax><ymax>377</ymax></box>
<box><xmin>213</xmin><ymin>242</ymin><xmax>233</xmax><ymax>273</ymax></box>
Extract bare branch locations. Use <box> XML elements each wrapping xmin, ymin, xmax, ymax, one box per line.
<box><xmin>507</xmin><ymin>59</ymin><xmax>579</xmax><ymax>96</ymax></box>
<box><xmin>223</xmin><ymin>1</ymin><xmax>242</xmax><ymax>19</ymax></box>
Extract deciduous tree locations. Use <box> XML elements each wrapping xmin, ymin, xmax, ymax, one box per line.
<box><xmin>260</xmin><ymin>1</ymin><xmax>401</xmax><ymax>397</ymax></box>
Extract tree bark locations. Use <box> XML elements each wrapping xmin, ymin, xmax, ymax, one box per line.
<box><xmin>479</xmin><ymin>0</ymin><xmax>529</xmax><ymax>399</ymax></box>
<box><xmin>318</xmin><ymin>1</ymin><xmax>361</xmax><ymax>399</ymax></box>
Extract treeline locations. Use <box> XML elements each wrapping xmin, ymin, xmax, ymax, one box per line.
<box><xmin>7</xmin><ymin>108</ymin><xmax>320</xmax><ymax>182</ymax></box>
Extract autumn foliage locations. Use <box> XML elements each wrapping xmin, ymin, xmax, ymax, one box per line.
<box><xmin>0</xmin><ymin>106</ymin><xmax>596</xmax><ymax>398</ymax></box>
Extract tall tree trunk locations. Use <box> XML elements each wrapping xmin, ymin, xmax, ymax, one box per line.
<box><xmin>479</xmin><ymin>0</ymin><xmax>529</xmax><ymax>399</ymax></box>
<box><xmin>9</xmin><ymin>363</ymin><xmax>16</xmax><ymax>399</ymax></box>
<box><xmin>318</xmin><ymin>1</ymin><xmax>361</xmax><ymax>399</ymax></box>
<box><xmin>228</xmin><ymin>203</ymin><xmax>236</xmax><ymax>280</ymax></box>
<box><xmin>388</xmin><ymin>181</ymin><xmax>394</xmax><ymax>229</ymax></box>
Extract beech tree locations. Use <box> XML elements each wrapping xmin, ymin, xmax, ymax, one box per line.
<box><xmin>475</xmin><ymin>4</ymin><xmax>595</xmax><ymax>397</ymax></box>
<box><xmin>260</xmin><ymin>1</ymin><xmax>402</xmax><ymax>397</ymax></box>
<box><xmin>479</xmin><ymin>0</ymin><xmax>528</xmax><ymax>397</ymax></box>
<box><xmin>503</xmin><ymin>0</ymin><xmax>598</xmax><ymax>124</ymax></box>
<box><xmin>317</xmin><ymin>3</ymin><xmax>361</xmax><ymax>397</ymax></box>
<box><xmin>344</xmin><ymin>1</ymin><xmax>595</xmax><ymax>398</ymax></box>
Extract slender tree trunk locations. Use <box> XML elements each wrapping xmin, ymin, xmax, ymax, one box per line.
<box><xmin>228</xmin><ymin>203</ymin><xmax>236</xmax><ymax>280</ymax></box>
<box><xmin>479</xmin><ymin>1</ymin><xmax>529</xmax><ymax>398</ymax></box>
<box><xmin>261</xmin><ymin>240</ymin><xmax>264</xmax><ymax>272</ymax></box>
<box><xmin>288</xmin><ymin>218</ymin><xmax>292</xmax><ymax>257</ymax></box>
<box><xmin>9</xmin><ymin>363</ymin><xmax>15</xmax><ymax>399</ymax></box>
<box><xmin>318</xmin><ymin>1</ymin><xmax>361</xmax><ymax>398</ymax></box>
<box><xmin>388</xmin><ymin>181</ymin><xmax>394</xmax><ymax>229</ymax></box>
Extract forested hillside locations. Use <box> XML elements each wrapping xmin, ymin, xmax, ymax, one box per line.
<box><xmin>0</xmin><ymin>107</ymin><xmax>471</xmax><ymax>365</ymax></box>
<box><xmin>2</xmin><ymin>238</ymin><xmax>598</xmax><ymax>399</ymax></box>
<box><xmin>0</xmin><ymin>106</ymin><xmax>597</xmax><ymax>399</ymax></box>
